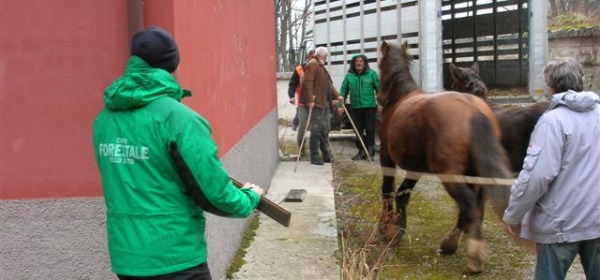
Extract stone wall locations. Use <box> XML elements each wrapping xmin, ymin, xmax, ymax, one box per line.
<box><xmin>548</xmin><ymin>27</ymin><xmax>600</xmax><ymax>92</ymax></box>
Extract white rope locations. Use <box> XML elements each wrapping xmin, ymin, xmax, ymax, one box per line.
<box><xmin>380</xmin><ymin>166</ymin><xmax>515</xmax><ymax>186</ymax></box>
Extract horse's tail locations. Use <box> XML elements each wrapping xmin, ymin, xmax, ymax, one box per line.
<box><xmin>469</xmin><ymin>112</ymin><xmax>512</xmax><ymax>213</ymax></box>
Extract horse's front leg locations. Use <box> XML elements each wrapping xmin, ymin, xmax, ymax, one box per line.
<box><xmin>395</xmin><ymin>178</ymin><xmax>417</xmax><ymax>235</ymax></box>
<box><xmin>378</xmin><ymin>146</ymin><xmax>399</xmax><ymax>242</ymax></box>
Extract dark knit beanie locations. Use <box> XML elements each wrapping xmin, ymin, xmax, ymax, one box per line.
<box><xmin>131</xmin><ymin>26</ymin><xmax>180</xmax><ymax>73</ymax></box>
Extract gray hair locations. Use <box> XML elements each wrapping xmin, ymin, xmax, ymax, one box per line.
<box><xmin>543</xmin><ymin>57</ymin><xmax>584</xmax><ymax>93</ymax></box>
<box><xmin>315</xmin><ymin>47</ymin><xmax>328</xmax><ymax>58</ymax></box>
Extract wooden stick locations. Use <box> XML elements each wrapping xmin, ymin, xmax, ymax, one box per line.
<box><xmin>230</xmin><ymin>178</ymin><xmax>292</xmax><ymax>227</ymax></box>
<box><xmin>294</xmin><ymin>106</ymin><xmax>313</xmax><ymax>172</ymax></box>
<box><xmin>341</xmin><ymin>103</ymin><xmax>372</xmax><ymax>163</ymax></box>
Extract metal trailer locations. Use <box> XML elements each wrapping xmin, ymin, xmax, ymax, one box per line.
<box><xmin>307</xmin><ymin>0</ymin><xmax>549</xmax><ymax>99</ymax></box>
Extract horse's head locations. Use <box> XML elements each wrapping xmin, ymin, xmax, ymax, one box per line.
<box><xmin>379</xmin><ymin>41</ymin><xmax>419</xmax><ymax>108</ymax></box>
<box><xmin>379</xmin><ymin>41</ymin><xmax>413</xmax><ymax>78</ymax></box>
<box><xmin>449</xmin><ymin>63</ymin><xmax>488</xmax><ymax>100</ymax></box>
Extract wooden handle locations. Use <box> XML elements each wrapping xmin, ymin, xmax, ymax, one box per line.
<box><xmin>230</xmin><ymin>178</ymin><xmax>292</xmax><ymax>227</ymax></box>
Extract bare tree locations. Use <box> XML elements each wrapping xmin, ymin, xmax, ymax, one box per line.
<box><xmin>275</xmin><ymin>0</ymin><xmax>313</xmax><ymax>72</ymax></box>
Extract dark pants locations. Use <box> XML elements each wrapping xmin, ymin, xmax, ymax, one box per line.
<box><xmin>117</xmin><ymin>262</ymin><xmax>211</xmax><ymax>280</ymax></box>
<box><xmin>535</xmin><ymin>237</ymin><xmax>600</xmax><ymax>280</ymax></box>
<box><xmin>350</xmin><ymin>107</ymin><xmax>377</xmax><ymax>153</ymax></box>
<box><xmin>309</xmin><ymin>106</ymin><xmax>332</xmax><ymax>160</ymax></box>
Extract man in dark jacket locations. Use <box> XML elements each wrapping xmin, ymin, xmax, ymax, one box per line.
<box><xmin>340</xmin><ymin>54</ymin><xmax>381</xmax><ymax>160</ymax></box>
<box><xmin>287</xmin><ymin>49</ymin><xmax>315</xmax><ymax>156</ymax></box>
<box><xmin>93</xmin><ymin>26</ymin><xmax>264</xmax><ymax>280</ymax></box>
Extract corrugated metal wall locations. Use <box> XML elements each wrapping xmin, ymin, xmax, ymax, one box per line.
<box><xmin>312</xmin><ymin>0</ymin><xmax>422</xmax><ymax>90</ymax></box>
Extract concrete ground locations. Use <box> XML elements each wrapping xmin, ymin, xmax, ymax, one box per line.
<box><xmin>230</xmin><ymin>128</ymin><xmax>361</xmax><ymax>280</ymax></box>
<box><xmin>231</xmin><ymin>161</ymin><xmax>340</xmax><ymax>280</ymax></box>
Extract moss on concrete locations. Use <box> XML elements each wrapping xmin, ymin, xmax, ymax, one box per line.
<box><xmin>225</xmin><ymin>215</ymin><xmax>260</xmax><ymax>279</ymax></box>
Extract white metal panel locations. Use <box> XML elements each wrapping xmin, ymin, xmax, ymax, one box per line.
<box><xmin>380</xmin><ymin>1</ymin><xmax>396</xmax><ymax>9</ymax></box>
<box><xmin>314</xmin><ymin>13</ymin><xmax>328</xmax><ymax>21</ymax></box>
<box><xmin>329</xmin><ymin>21</ymin><xmax>345</xmax><ymax>43</ymax></box>
<box><xmin>380</xmin><ymin>10</ymin><xmax>399</xmax><ymax>36</ymax></box>
<box><xmin>329</xmin><ymin>9</ymin><xmax>344</xmax><ymax>18</ymax></box>
<box><xmin>345</xmin><ymin>6</ymin><xmax>362</xmax><ymax>15</ymax></box>
<box><xmin>411</xmin><ymin>62</ymin><xmax>422</xmax><ymax>88</ymax></box>
<box><xmin>328</xmin><ymin>0</ymin><xmax>344</xmax><ymax>9</ymax></box>
<box><xmin>401</xmin><ymin>6</ymin><xmax>420</xmax><ymax>34</ymax></box>
<box><xmin>363</xmin><ymin>13</ymin><xmax>380</xmax><ymax>34</ymax></box>
<box><xmin>329</xmin><ymin>65</ymin><xmax>346</xmax><ymax>89</ymax></box>
<box><xmin>344</xmin><ymin>17</ymin><xmax>363</xmax><ymax>41</ymax></box>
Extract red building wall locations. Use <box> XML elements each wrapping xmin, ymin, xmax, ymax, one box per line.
<box><xmin>168</xmin><ymin>0</ymin><xmax>277</xmax><ymax>153</ymax></box>
<box><xmin>1</xmin><ymin>0</ymin><xmax>276</xmax><ymax>199</ymax></box>
<box><xmin>1</xmin><ymin>0</ymin><xmax>129</xmax><ymax>199</ymax></box>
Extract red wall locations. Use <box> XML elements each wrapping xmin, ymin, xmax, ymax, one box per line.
<box><xmin>169</xmin><ymin>0</ymin><xmax>276</xmax><ymax>153</ymax></box>
<box><xmin>1</xmin><ymin>1</ymin><xmax>276</xmax><ymax>199</ymax></box>
<box><xmin>1</xmin><ymin>1</ymin><xmax>129</xmax><ymax>199</ymax></box>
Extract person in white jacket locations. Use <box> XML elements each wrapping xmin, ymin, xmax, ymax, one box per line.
<box><xmin>502</xmin><ymin>57</ymin><xmax>600</xmax><ymax>280</ymax></box>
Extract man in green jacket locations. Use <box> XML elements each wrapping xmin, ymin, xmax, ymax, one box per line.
<box><xmin>340</xmin><ymin>54</ymin><xmax>381</xmax><ymax>160</ymax></box>
<box><xmin>93</xmin><ymin>26</ymin><xmax>263</xmax><ymax>280</ymax></box>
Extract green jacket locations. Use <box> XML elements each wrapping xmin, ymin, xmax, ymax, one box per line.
<box><xmin>93</xmin><ymin>56</ymin><xmax>260</xmax><ymax>276</ymax></box>
<box><xmin>340</xmin><ymin>54</ymin><xmax>380</xmax><ymax>109</ymax></box>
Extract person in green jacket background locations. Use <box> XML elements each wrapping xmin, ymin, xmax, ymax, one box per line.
<box><xmin>339</xmin><ymin>54</ymin><xmax>381</xmax><ymax>160</ymax></box>
<box><xmin>93</xmin><ymin>26</ymin><xmax>264</xmax><ymax>280</ymax></box>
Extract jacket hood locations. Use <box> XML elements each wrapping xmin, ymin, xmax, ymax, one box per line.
<box><xmin>103</xmin><ymin>56</ymin><xmax>191</xmax><ymax>110</ymax></box>
<box><xmin>548</xmin><ymin>90</ymin><xmax>599</xmax><ymax>112</ymax></box>
<box><xmin>348</xmin><ymin>54</ymin><xmax>370</xmax><ymax>74</ymax></box>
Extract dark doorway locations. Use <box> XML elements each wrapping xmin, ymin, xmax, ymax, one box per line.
<box><xmin>442</xmin><ymin>0</ymin><xmax>529</xmax><ymax>90</ymax></box>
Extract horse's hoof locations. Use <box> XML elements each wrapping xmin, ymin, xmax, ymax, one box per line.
<box><xmin>438</xmin><ymin>240</ymin><xmax>458</xmax><ymax>255</ymax></box>
<box><xmin>379</xmin><ymin>223</ymin><xmax>403</xmax><ymax>246</ymax></box>
<box><xmin>378</xmin><ymin>212</ymin><xmax>404</xmax><ymax>245</ymax></box>
<box><xmin>465</xmin><ymin>239</ymin><xmax>489</xmax><ymax>274</ymax></box>
<box><xmin>438</xmin><ymin>228</ymin><xmax>462</xmax><ymax>254</ymax></box>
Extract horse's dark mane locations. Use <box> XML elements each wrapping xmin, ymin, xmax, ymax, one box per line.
<box><xmin>449</xmin><ymin>63</ymin><xmax>549</xmax><ymax>172</ymax></box>
<box><xmin>379</xmin><ymin>42</ymin><xmax>420</xmax><ymax>108</ymax></box>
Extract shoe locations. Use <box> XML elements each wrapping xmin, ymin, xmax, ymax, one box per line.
<box><xmin>323</xmin><ymin>155</ymin><xmax>333</xmax><ymax>163</ymax></box>
<box><xmin>311</xmin><ymin>157</ymin><xmax>324</xmax><ymax>165</ymax></box>
<box><xmin>352</xmin><ymin>151</ymin><xmax>365</xmax><ymax>161</ymax></box>
<box><xmin>368</xmin><ymin>147</ymin><xmax>376</xmax><ymax>158</ymax></box>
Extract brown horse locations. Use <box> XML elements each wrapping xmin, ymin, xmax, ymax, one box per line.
<box><xmin>377</xmin><ymin>41</ymin><xmax>511</xmax><ymax>273</ymax></box>
<box><xmin>448</xmin><ymin>63</ymin><xmax>549</xmax><ymax>173</ymax></box>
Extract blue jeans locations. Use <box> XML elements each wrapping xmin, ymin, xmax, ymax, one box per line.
<box><xmin>535</xmin><ymin>237</ymin><xmax>600</xmax><ymax>280</ymax></box>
